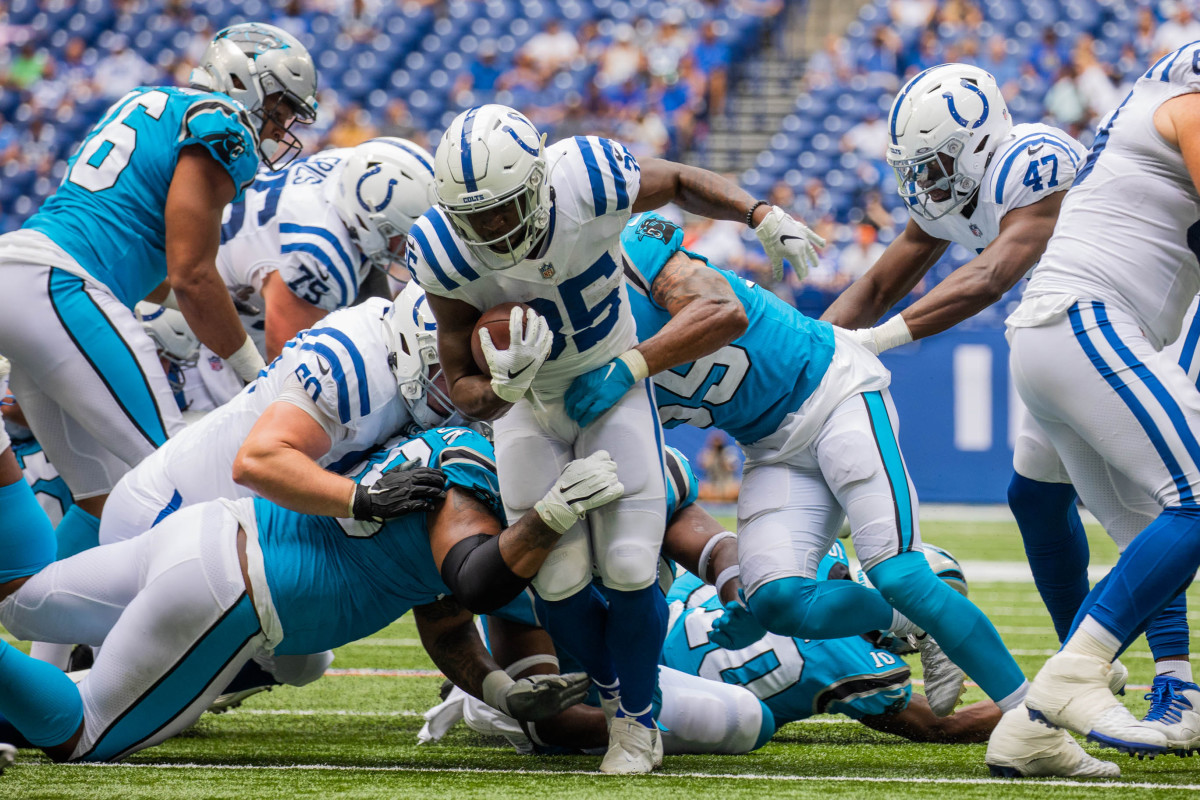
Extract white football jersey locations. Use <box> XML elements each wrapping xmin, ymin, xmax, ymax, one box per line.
<box><xmin>217</xmin><ymin>148</ymin><xmax>368</xmax><ymax>354</ymax></box>
<box><xmin>1015</xmin><ymin>43</ymin><xmax>1200</xmax><ymax>348</ymax></box>
<box><xmin>407</xmin><ymin>136</ymin><xmax>643</xmax><ymax>394</ymax></box>
<box><xmin>118</xmin><ymin>299</ymin><xmax>410</xmax><ymax>512</ymax></box>
<box><xmin>912</xmin><ymin>123</ymin><xmax>1087</xmax><ymax>255</ymax></box>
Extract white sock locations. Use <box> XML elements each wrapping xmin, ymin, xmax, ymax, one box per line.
<box><xmin>1063</xmin><ymin>617</ymin><xmax>1121</xmax><ymax>662</ymax></box>
<box><xmin>1155</xmin><ymin>659</ymin><xmax>1194</xmax><ymax>684</ymax></box>
<box><xmin>995</xmin><ymin>680</ymin><xmax>1030</xmax><ymax>712</ymax></box>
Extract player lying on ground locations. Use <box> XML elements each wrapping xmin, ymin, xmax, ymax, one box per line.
<box><xmin>821</xmin><ymin>62</ymin><xmax>1195</xmax><ymax>747</ymax></box>
<box><xmin>408</xmin><ymin>103</ymin><xmax>824</xmax><ymax>773</ymax></box>
<box><xmin>0</xmin><ymin>426</ymin><xmax>623</xmax><ymax>762</ymax></box>
<box><xmin>558</xmin><ymin>211</ymin><xmax>1118</xmax><ymax>777</ymax></box>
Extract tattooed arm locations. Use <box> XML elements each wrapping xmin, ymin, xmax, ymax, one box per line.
<box><xmin>413</xmin><ymin>595</ymin><xmax>499</xmax><ymax>699</ymax></box>
<box><xmin>634</xmin><ymin>158</ymin><xmax>769</xmax><ymax>226</ymax></box>
<box><xmin>634</xmin><ymin>250</ymin><xmax>747</xmax><ymax>374</ymax></box>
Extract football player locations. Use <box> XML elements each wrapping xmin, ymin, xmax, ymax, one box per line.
<box><xmin>200</xmin><ymin>137</ymin><xmax>437</xmax><ymax>404</ymax></box>
<box><xmin>406</xmin><ymin>103</ymin><xmax>824</xmax><ymax>773</ymax></box>
<box><xmin>563</xmin><ymin>211</ymin><xmax>1118</xmax><ymax>777</ymax></box>
<box><xmin>0</xmin><ymin>24</ymin><xmax>318</xmax><ymax>608</ymax></box>
<box><xmin>821</xmin><ymin>64</ymin><xmax>1195</xmax><ymax>747</ymax></box>
<box><xmin>1002</xmin><ymin>41</ymin><xmax>1200</xmax><ymax>760</ymax></box>
<box><xmin>0</xmin><ymin>426</ymin><xmax>618</xmax><ymax>763</ymax></box>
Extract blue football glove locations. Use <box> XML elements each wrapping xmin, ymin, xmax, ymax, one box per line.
<box><xmin>708</xmin><ymin>589</ymin><xmax>768</xmax><ymax>650</ymax></box>
<box><xmin>564</xmin><ymin>350</ymin><xmax>647</xmax><ymax>427</ymax></box>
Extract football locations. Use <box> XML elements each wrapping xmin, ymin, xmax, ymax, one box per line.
<box><xmin>471</xmin><ymin>302</ymin><xmax>530</xmax><ymax>377</ymax></box>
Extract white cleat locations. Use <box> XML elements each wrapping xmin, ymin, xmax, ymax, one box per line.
<box><xmin>1025</xmin><ymin>651</ymin><xmax>1167</xmax><ymax>757</ymax></box>
<box><xmin>987</xmin><ymin>706</ymin><xmax>1119</xmax><ymax>778</ymax></box>
<box><xmin>1140</xmin><ymin>675</ymin><xmax>1200</xmax><ymax>757</ymax></box>
<box><xmin>599</xmin><ymin>692</ymin><xmax>621</xmax><ymax>732</ymax></box>
<box><xmin>599</xmin><ymin>716</ymin><xmax>663</xmax><ymax>774</ymax></box>
<box><xmin>912</xmin><ymin>632</ymin><xmax>964</xmax><ymax>716</ymax></box>
<box><xmin>1108</xmin><ymin>659</ymin><xmax>1128</xmax><ymax>696</ymax></box>
<box><xmin>208</xmin><ymin>685</ymin><xmax>271</xmax><ymax>714</ymax></box>
<box><xmin>0</xmin><ymin>743</ymin><xmax>14</xmax><ymax>776</ymax></box>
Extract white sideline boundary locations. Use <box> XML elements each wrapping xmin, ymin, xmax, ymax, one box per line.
<box><xmin>70</xmin><ymin>762</ymin><xmax>1200</xmax><ymax>790</ymax></box>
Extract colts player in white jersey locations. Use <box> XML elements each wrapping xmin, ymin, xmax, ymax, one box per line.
<box><xmin>1003</xmin><ymin>41</ymin><xmax>1200</xmax><ymax>760</ymax></box>
<box><xmin>200</xmin><ymin>137</ymin><xmax>438</xmax><ymax>404</ymax></box>
<box><xmin>406</xmin><ymin>103</ymin><xmax>823</xmax><ymax>773</ymax></box>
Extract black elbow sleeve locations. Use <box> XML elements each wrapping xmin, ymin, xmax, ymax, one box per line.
<box><xmin>440</xmin><ymin>533</ymin><xmax>532</xmax><ymax>614</ymax></box>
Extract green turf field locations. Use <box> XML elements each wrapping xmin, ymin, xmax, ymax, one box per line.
<box><xmin>4</xmin><ymin>515</ymin><xmax>1200</xmax><ymax>798</ymax></box>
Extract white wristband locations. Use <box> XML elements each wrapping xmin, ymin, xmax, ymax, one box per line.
<box><xmin>714</xmin><ymin>565</ymin><xmax>741</xmax><ymax>599</ymax></box>
<box><xmin>225</xmin><ymin>335</ymin><xmax>267</xmax><ymax>384</ymax></box>
<box><xmin>872</xmin><ymin>315</ymin><xmax>914</xmax><ymax>353</ymax></box>
<box><xmin>697</xmin><ymin>530</ymin><xmax>737</xmax><ymax>584</ymax></box>
<box><xmin>617</xmin><ymin>349</ymin><xmax>649</xmax><ymax>382</ymax></box>
<box><xmin>482</xmin><ymin>668</ymin><xmax>516</xmax><ymax>715</ymax></box>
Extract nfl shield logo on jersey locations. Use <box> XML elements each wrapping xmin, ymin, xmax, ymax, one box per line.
<box><xmin>540</xmin><ymin>263</ymin><xmax>556</xmax><ymax>279</ymax></box>
<box><xmin>969</xmin><ymin>223</ymin><xmax>983</xmax><ymax>238</ymax></box>
<box><xmin>208</xmin><ymin>355</ymin><xmax>225</xmax><ymax>372</ymax></box>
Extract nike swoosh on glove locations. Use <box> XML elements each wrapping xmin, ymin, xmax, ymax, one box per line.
<box><xmin>754</xmin><ymin>205</ymin><xmax>825</xmax><ymax>281</ymax></box>
<box><xmin>564</xmin><ymin>359</ymin><xmax>636</xmax><ymax>428</ymax></box>
<box><xmin>479</xmin><ymin>306</ymin><xmax>553</xmax><ymax>404</ymax></box>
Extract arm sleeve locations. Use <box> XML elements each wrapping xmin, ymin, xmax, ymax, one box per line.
<box><xmin>179</xmin><ymin>95</ymin><xmax>261</xmax><ymax>202</ymax></box>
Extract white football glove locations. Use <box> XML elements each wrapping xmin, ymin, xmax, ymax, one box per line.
<box><xmin>754</xmin><ymin>205</ymin><xmax>825</xmax><ymax>282</ymax></box>
<box><xmin>479</xmin><ymin>306</ymin><xmax>553</xmax><ymax>404</ymax></box>
<box><xmin>534</xmin><ymin>450</ymin><xmax>625</xmax><ymax>534</ymax></box>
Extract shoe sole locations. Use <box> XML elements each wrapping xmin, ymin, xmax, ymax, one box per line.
<box><xmin>1086</xmin><ymin>731</ymin><xmax>1167</xmax><ymax>759</ymax></box>
<box><xmin>987</xmin><ymin>764</ymin><xmax>1025</xmax><ymax>778</ymax></box>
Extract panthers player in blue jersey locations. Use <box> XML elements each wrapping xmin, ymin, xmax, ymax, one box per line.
<box><xmin>408</xmin><ymin>103</ymin><xmax>824</xmax><ymax>773</ymax></box>
<box><xmin>0</xmin><ymin>426</ymin><xmax>627</xmax><ymax>763</ymax></box>
<box><xmin>0</xmin><ymin>23</ymin><xmax>319</xmax><ymax>611</ymax></box>
<box><xmin>567</xmin><ymin>211</ymin><xmax>1120</xmax><ymax>777</ymax></box>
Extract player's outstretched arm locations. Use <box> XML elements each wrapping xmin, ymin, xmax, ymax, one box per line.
<box><xmin>822</xmin><ymin>218</ymin><xmax>948</xmax><ymax>332</ymax></box>
<box><xmin>425</xmin><ymin>293</ymin><xmax>513</xmax><ymax>421</ymax></box>
<box><xmin>166</xmin><ymin>145</ymin><xmax>266</xmax><ymax>383</ymax></box>
<box><xmin>662</xmin><ymin>504</ymin><xmax>742</xmax><ymax>605</ymax></box>
<box><xmin>413</xmin><ymin>596</ymin><xmax>589</xmax><ymax>722</ymax></box>
<box><xmin>635</xmin><ymin>158</ymin><xmax>823</xmax><ymax>280</ymax></box>
<box><xmin>858</xmin><ymin>694</ymin><xmax>1001</xmax><ymax>743</ymax></box>
<box><xmin>565</xmin><ymin>251</ymin><xmax>746</xmax><ymax>427</ymax></box>
<box><xmin>260</xmin><ymin>271</ymin><xmax>330</xmax><ymax>360</ymax></box>
<box><xmin>429</xmin><ymin>454</ymin><xmax>624</xmax><ymax>613</ymax></box>
<box><xmin>852</xmin><ymin>194</ymin><xmax>1064</xmax><ymax>352</ymax></box>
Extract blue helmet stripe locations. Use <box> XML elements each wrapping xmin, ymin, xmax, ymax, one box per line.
<box><xmin>460</xmin><ymin>107</ymin><xmax>479</xmax><ymax>192</ymax></box>
<box><xmin>374</xmin><ymin>138</ymin><xmax>434</xmax><ymax>175</ymax></box>
<box><xmin>889</xmin><ymin>65</ymin><xmax>940</xmax><ymax>145</ymax></box>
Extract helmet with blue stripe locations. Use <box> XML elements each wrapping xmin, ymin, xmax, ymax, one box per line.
<box><xmin>433</xmin><ymin>104</ymin><xmax>551</xmax><ymax>270</ymax></box>
<box><xmin>886</xmin><ymin>63</ymin><xmax>1010</xmax><ymax>220</ymax></box>
<box><xmin>189</xmin><ymin>22</ymin><xmax>319</xmax><ymax>170</ymax></box>
<box><xmin>386</xmin><ymin>282</ymin><xmax>457</xmax><ymax>430</ymax></box>
<box><xmin>337</xmin><ymin>137</ymin><xmax>437</xmax><ymax>280</ymax></box>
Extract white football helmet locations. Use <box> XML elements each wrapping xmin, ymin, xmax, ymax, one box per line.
<box><xmin>434</xmin><ymin>104</ymin><xmax>551</xmax><ymax>270</ymax></box>
<box><xmin>336</xmin><ymin>138</ymin><xmax>437</xmax><ymax>280</ymax></box>
<box><xmin>386</xmin><ymin>282</ymin><xmax>458</xmax><ymax>429</ymax></box>
<box><xmin>886</xmin><ymin>63</ymin><xmax>1011</xmax><ymax>220</ymax></box>
<box><xmin>189</xmin><ymin>23</ymin><xmax>319</xmax><ymax>170</ymax></box>
<box><xmin>136</xmin><ymin>302</ymin><xmax>200</xmax><ymax>392</ymax></box>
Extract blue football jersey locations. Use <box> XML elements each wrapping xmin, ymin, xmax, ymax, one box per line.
<box><xmin>25</xmin><ymin>86</ymin><xmax>260</xmax><ymax>309</ymax></box>
<box><xmin>256</xmin><ymin>427</ymin><xmax>501</xmax><ymax>656</ymax></box>
<box><xmin>621</xmin><ymin>212</ymin><xmax>836</xmax><ymax>444</ymax></box>
<box><xmin>663</xmin><ymin>568</ymin><xmax>911</xmax><ymax>725</ymax></box>
<box><xmin>11</xmin><ymin>434</ymin><xmax>75</xmax><ymax>525</ymax></box>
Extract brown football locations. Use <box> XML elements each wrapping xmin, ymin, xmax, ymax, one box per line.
<box><xmin>471</xmin><ymin>302</ymin><xmax>530</xmax><ymax>377</ymax></box>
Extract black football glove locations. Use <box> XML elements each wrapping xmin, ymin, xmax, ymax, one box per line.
<box><xmin>352</xmin><ymin>465</ymin><xmax>446</xmax><ymax>521</ymax></box>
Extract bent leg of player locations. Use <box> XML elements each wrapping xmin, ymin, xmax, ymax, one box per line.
<box><xmin>1010</xmin><ymin>303</ymin><xmax>1200</xmax><ymax>755</ymax></box>
<box><xmin>656</xmin><ymin>666</ymin><xmax>774</xmax><ymax>754</ymax></box>
<box><xmin>0</xmin><ymin>502</ymin><xmax>266</xmax><ymax>761</ymax></box>
<box><xmin>497</xmin><ymin>400</ymin><xmax>620</xmax><ymax>707</ymax></box>
<box><xmin>0</xmin><ymin>266</ymin><xmax>184</xmax><ymax>503</ymax></box>
<box><xmin>580</xmin><ymin>381</ymin><xmax>669</xmax><ymax>741</ymax></box>
<box><xmin>1009</xmin><ymin>409</ymin><xmax>1092</xmax><ymax>644</ymax></box>
<box><xmin>818</xmin><ymin>391</ymin><xmax>1029</xmax><ymax>715</ymax></box>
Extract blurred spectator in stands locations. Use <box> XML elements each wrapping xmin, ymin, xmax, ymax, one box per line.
<box><xmin>58</xmin><ymin>38</ymin><xmax>99</xmax><ymax>99</ymax></box>
<box><xmin>685</xmin><ymin>215</ymin><xmax>748</xmax><ymax>269</ymax></box>
<box><xmin>452</xmin><ymin>42</ymin><xmax>503</xmax><ymax>107</ymax></box>
<box><xmin>273</xmin><ymin>0</ymin><xmax>313</xmax><ymax>40</ymax></box>
<box><xmin>891</xmin><ymin>0</ymin><xmax>937</xmax><ymax>31</ymax></box>
<box><xmin>327</xmin><ymin>102</ymin><xmax>379</xmax><ymax>148</ymax></box>
<box><xmin>1031</xmin><ymin>28</ymin><xmax>1070</xmax><ymax>81</ymax></box>
<box><xmin>0</xmin><ymin>113</ymin><xmax>20</xmax><ymax>165</ymax></box>
<box><xmin>649</xmin><ymin>8</ymin><xmax>695</xmax><ymax>79</ymax></box>
<box><xmin>841</xmin><ymin>110</ymin><xmax>888</xmax><ymax>162</ymax></box>
<box><xmin>7</xmin><ymin>42</ymin><xmax>47</xmax><ymax>90</ymax></box>
<box><xmin>837</xmin><ymin>224</ymin><xmax>886</xmax><ymax>283</ymax></box>
<box><xmin>619</xmin><ymin>108</ymin><xmax>670</xmax><ymax>159</ymax></box>
<box><xmin>806</xmin><ymin>34</ymin><xmax>854</xmax><ymax>89</ymax></box>
<box><xmin>598</xmin><ymin>23</ymin><xmax>645</xmax><ymax>87</ymax></box>
<box><xmin>858</xmin><ymin>27</ymin><xmax>902</xmax><ymax>91</ymax></box>
<box><xmin>795</xmin><ymin>178</ymin><xmax>834</xmax><ymax>222</ymax></box>
<box><xmin>378</xmin><ymin>97</ymin><xmax>421</xmax><ymax>145</ymax></box>
<box><xmin>652</xmin><ymin>62</ymin><xmax>704</xmax><ymax>158</ymax></box>
<box><xmin>521</xmin><ymin>18</ymin><xmax>579</xmax><ymax>81</ymax></box>
<box><xmin>735</xmin><ymin>0</ymin><xmax>784</xmax><ymax>17</ymax></box>
<box><xmin>1134</xmin><ymin>7</ymin><xmax>1158</xmax><ymax>62</ymax></box>
<box><xmin>860</xmin><ymin>190</ymin><xmax>898</xmax><ymax>236</ymax></box>
<box><xmin>1074</xmin><ymin>35</ymin><xmax>1121</xmax><ymax>120</ymax></box>
<box><xmin>979</xmin><ymin>35</ymin><xmax>1020</xmax><ymax>94</ymax></box>
<box><xmin>698</xmin><ymin>432</ymin><xmax>741</xmax><ymax>503</ymax></box>
<box><xmin>693</xmin><ymin>21</ymin><xmax>731</xmax><ymax>117</ymax></box>
<box><xmin>1044</xmin><ymin>64</ymin><xmax>1087</xmax><ymax>127</ymax></box>
<box><xmin>342</xmin><ymin>0</ymin><xmax>384</xmax><ymax>44</ymax></box>
<box><xmin>1154</xmin><ymin>0</ymin><xmax>1200</xmax><ymax>56</ymax></box>
<box><xmin>94</xmin><ymin>36</ymin><xmax>156</xmax><ymax>100</ymax></box>
<box><xmin>497</xmin><ymin>52</ymin><xmax>543</xmax><ymax>96</ymax></box>
<box><xmin>904</xmin><ymin>28</ymin><xmax>945</xmax><ymax>75</ymax></box>
<box><xmin>600</xmin><ymin>73</ymin><xmax>648</xmax><ymax>120</ymax></box>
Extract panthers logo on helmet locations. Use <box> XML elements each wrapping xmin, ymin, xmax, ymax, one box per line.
<box><xmin>635</xmin><ymin>215</ymin><xmax>680</xmax><ymax>244</ymax></box>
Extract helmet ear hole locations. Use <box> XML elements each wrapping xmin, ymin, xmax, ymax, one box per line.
<box><xmin>231</xmin><ymin>75</ymin><xmax>246</xmax><ymax>90</ymax></box>
<box><xmin>974</xmin><ymin>134</ymin><xmax>990</xmax><ymax>154</ymax></box>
